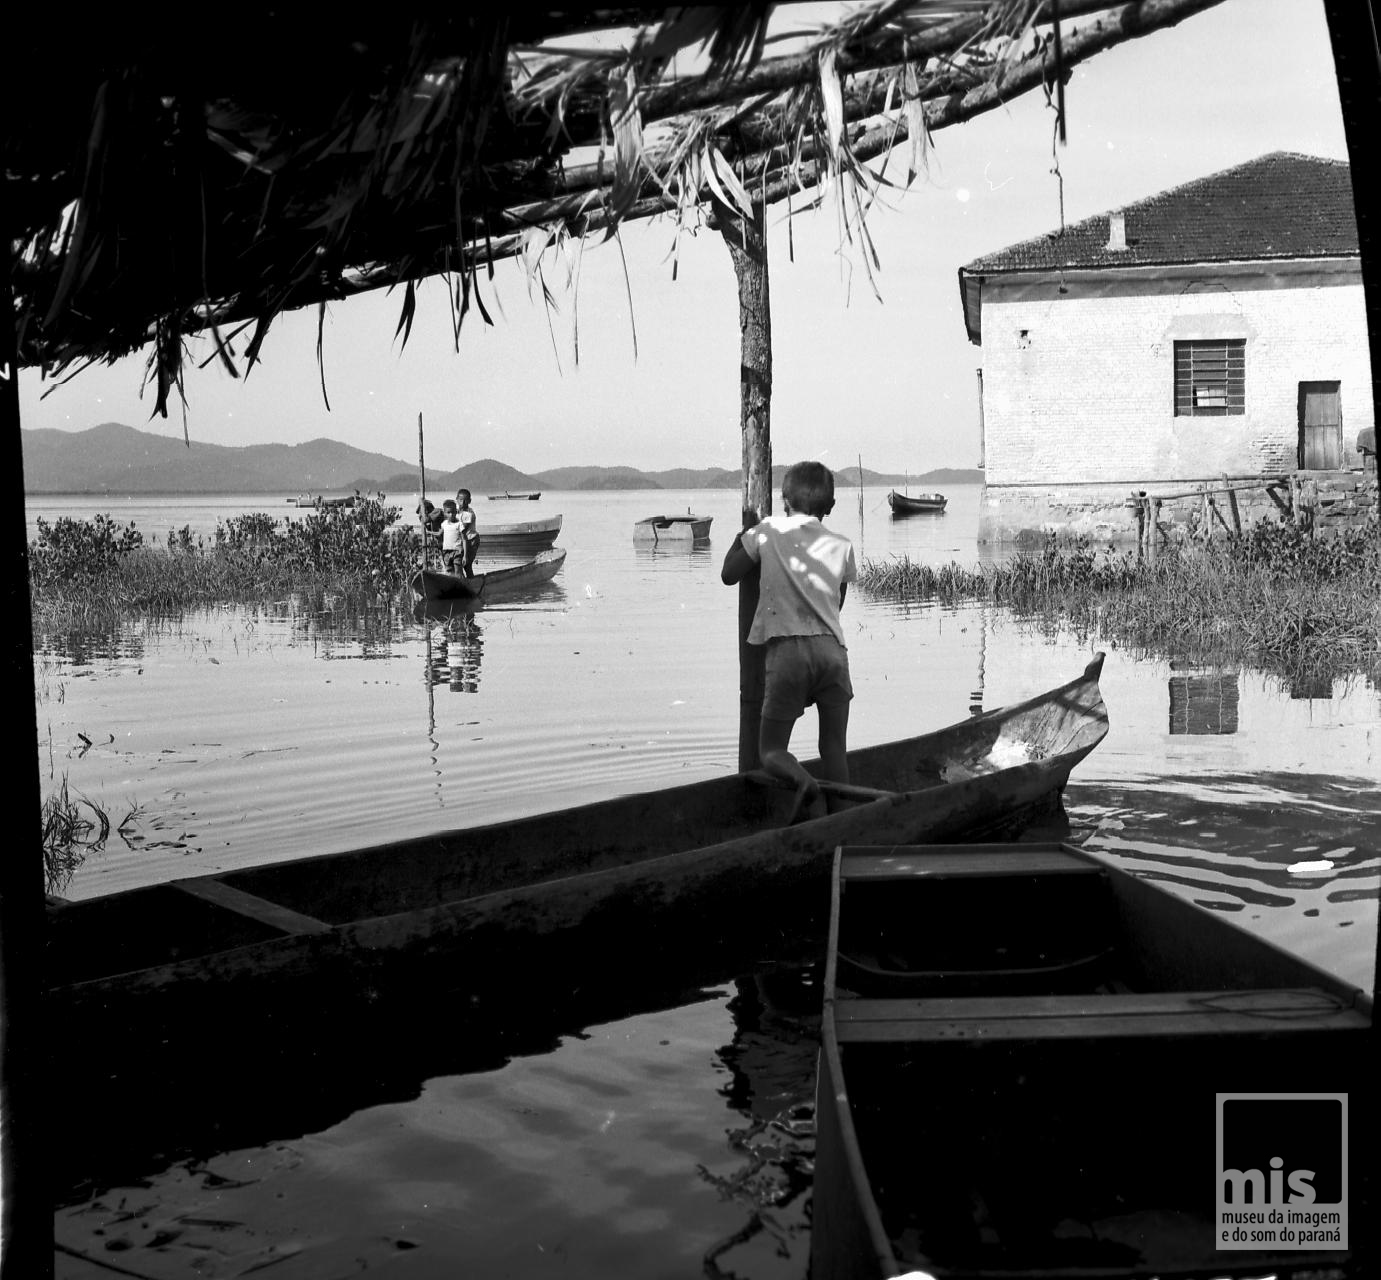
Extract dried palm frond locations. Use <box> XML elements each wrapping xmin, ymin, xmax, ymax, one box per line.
<box><xmin>5</xmin><ymin>0</ymin><xmax>1227</xmax><ymax>391</ymax></box>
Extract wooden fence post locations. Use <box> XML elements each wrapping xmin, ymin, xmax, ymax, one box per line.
<box><xmin>1148</xmin><ymin>498</ymin><xmax>1161</xmax><ymax>563</ymax></box>
<box><xmin>1221</xmin><ymin>474</ymin><xmax>1242</xmax><ymax>534</ymax></box>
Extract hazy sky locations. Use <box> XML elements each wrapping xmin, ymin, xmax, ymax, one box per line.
<box><xmin>17</xmin><ymin>0</ymin><xmax>1351</xmax><ymax>476</ymax></box>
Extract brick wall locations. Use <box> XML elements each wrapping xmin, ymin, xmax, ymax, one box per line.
<box><xmin>971</xmin><ymin>258</ymin><xmax>1378</xmax><ymax>543</ymax></box>
<box><xmin>976</xmin><ymin>261</ymin><xmax>1375</xmax><ymax>487</ymax></box>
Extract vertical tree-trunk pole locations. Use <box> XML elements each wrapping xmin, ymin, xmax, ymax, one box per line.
<box><xmin>717</xmin><ymin>197</ymin><xmax>773</xmax><ymax>772</ymax></box>
<box><xmin>2</xmin><ymin>252</ymin><xmax>46</xmax><ymax>1277</ymax></box>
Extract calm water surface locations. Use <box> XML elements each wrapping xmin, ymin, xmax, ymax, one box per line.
<box><xmin>32</xmin><ymin>485</ymin><xmax>1380</xmax><ymax>1278</ymax></box>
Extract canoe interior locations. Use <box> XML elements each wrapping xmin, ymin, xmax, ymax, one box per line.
<box><xmin>822</xmin><ymin>844</ymin><xmax>1373</xmax><ymax>1279</ymax></box>
<box><xmin>46</xmin><ymin>660</ymin><xmax>1107</xmax><ymax>991</ymax></box>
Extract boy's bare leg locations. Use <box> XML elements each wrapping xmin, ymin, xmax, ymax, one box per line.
<box><xmin>760</xmin><ymin>715</ymin><xmax>822</xmax><ymax>820</ymax></box>
<box><xmin>817</xmin><ymin>701</ymin><xmax>851</xmax><ymax>812</ymax></box>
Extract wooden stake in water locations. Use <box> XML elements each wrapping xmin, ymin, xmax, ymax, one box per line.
<box><xmin>857</xmin><ymin>453</ymin><xmax>864</xmax><ymax>556</ymax></box>
<box><xmin>417</xmin><ymin>412</ymin><xmax>429</xmax><ymax>570</ymax></box>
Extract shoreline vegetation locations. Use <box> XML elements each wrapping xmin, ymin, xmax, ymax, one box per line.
<box><xmin>32</xmin><ymin>506</ymin><xmax>1379</xmax><ymax>895</ymax></box>
<box><xmin>29</xmin><ymin>500</ymin><xmax>1380</xmax><ymax>680</ymax></box>
<box><xmin>858</xmin><ymin>518</ymin><xmax>1381</xmax><ymax>690</ymax></box>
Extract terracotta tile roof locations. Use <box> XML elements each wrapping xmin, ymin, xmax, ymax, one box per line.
<box><xmin>962</xmin><ymin>151</ymin><xmax>1358</xmax><ymax>275</ymax></box>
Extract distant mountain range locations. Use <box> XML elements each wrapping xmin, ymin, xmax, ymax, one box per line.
<box><xmin>20</xmin><ymin>423</ymin><xmax>982</xmax><ymax>494</ymax></box>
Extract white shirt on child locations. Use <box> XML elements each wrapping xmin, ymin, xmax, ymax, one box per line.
<box><xmin>441</xmin><ymin>518</ymin><xmax>464</xmax><ymax>552</ymax></box>
<box><xmin>739</xmin><ymin>512</ymin><xmax>857</xmax><ymax>647</ymax></box>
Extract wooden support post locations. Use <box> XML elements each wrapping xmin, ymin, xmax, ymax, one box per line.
<box><xmin>1222</xmin><ymin>473</ymin><xmax>1242</xmax><ymax>534</ymax></box>
<box><xmin>717</xmin><ymin>196</ymin><xmax>773</xmax><ymax>773</ymax></box>
<box><xmin>1200</xmin><ymin>485</ymin><xmax>1211</xmax><ymax>543</ymax></box>
<box><xmin>1147</xmin><ymin>498</ymin><xmax>1162</xmax><ymax>564</ymax></box>
<box><xmin>2</xmin><ymin>254</ymin><xmax>47</xmax><ymax>1269</ymax></box>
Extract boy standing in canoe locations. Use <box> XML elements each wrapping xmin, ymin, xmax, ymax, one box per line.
<box><xmin>455</xmin><ymin>488</ymin><xmax>480</xmax><ymax>576</ymax></box>
<box><xmin>721</xmin><ymin>460</ymin><xmax>857</xmax><ymax>813</ymax></box>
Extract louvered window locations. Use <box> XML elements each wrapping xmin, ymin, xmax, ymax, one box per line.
<box><xmin>1174</xmin><ymin>340</ymin><xmax>1245</xmax><ymax>416</ymax></box>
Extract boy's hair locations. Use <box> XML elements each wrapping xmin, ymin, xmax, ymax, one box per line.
<box><xmin>442</xmin><ymin>500</ymin><xmax>457</xmax><ymax>513</ymax></box>
<box><xmin>782</xmin><ymin>461</ymin><xmax>835</xmax><ymax>518</ymax></box>
<box><xmin>457</xmin><ymin>488</ymin><xmax>472</xmax><ymax>502</ymax></box>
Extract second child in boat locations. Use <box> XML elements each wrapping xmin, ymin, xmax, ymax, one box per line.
<box><xmin>720</xmin><ymin>460</ymin><xmax>858</xmax><ymax>816</ymax></box>
<box><xmin>455</xmin><ymin>488</ymin><xmax>480</xmax><ymax>576</ymax></box>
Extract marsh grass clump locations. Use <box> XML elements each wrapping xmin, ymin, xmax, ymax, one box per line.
<box><xmin>30</xmin><ymin>496</ymin><xmax>424</xmax><ymax>629</ymax></box>
<box><xmin>861</xmin><ymin>518</ymin><xmax>1381</xmax><ymax>683</ymax></box>
<box><xmin>42</xmin><ymin>776</ymin><xmax>111</xmax><ymax>897</ymax></box>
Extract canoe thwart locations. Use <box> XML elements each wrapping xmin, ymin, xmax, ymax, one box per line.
<box><xmin>743</xmin><ymin>770</ymin><xmax>897</xmax><ymax>803</ymax></box>
<box><xmin>839</xmin><ymin>845</ymin><xmax>1101</xmax><ymax>880</ymax></box>
<box><xmin>838</xmin><ymin>944</ymin><xmax>1116</xmax><ymax>985</ymax></box>
<box><xmin>171</xmin><ymin>877</ymin><xmax>334</xmax><ymax>937</ymax></box>
<box><xmin>833</xmin><ymin>987</ymin><xmax>1369</xmax><ymax>1043</ymax></box>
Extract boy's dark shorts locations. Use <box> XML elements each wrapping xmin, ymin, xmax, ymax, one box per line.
<box><xmin>761</xmin><ymin>635</ymin><xmax>853</xmax><ymax>722</ymax></box>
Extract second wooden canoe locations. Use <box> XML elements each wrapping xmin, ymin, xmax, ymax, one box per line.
<box><xmin>480</xmin><ymin>513</ymin><xmax>563</xmax><ymax>552</ymax></box>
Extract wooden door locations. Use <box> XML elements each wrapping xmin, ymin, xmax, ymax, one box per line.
<box><xmin>1298</xmin><ymin>381</ymin><xmax>1342</xmax><ymax>469</ymax></box>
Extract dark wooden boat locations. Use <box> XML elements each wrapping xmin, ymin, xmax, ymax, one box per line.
<box><xmin>290</xmin><ymin>493</ymin><xmax>358</xmax><ymax>509</ymax></box>
<box><xmin>481</xmin><ymin>513</ymin><xmax>563</xmax><ymax>552</ymax></box>
<box><xmin>46</xmin><ymin>658</ymin><xmax>1109</xmax><ymax>1042</ymax></box>
<box><xmin>633</xmin><ymin>513</ymin><xmax>713</xmax><ymax>542</ymax></box>
<box><xmin>410</xmin><ymin>547</ymin><xmax>566</xmax><ymax>600</ymax></box>
<box><xmin>487</xmin><ymin>490</ymin><xmax>541</xmax><ymax>500</ymax></box>
<box><xmin>888</xmin><ymin>489</ymin><xmax>946</xmax><ymax>515</ymax></box>
<box><xmin>813</xmin><ymin>840</ymin><xmax>1374</xmax><ymax>1280</ymax></box>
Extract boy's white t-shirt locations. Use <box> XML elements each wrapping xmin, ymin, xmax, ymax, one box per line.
<box><xmin>441</xmin><ymin>518</ymin><xmax>464</xmax><ymax>552</ymax></box>
<box><xmin>740</xmin><ymin>512</ymin><xmax>857</xmax><ymax>646</ymax></box>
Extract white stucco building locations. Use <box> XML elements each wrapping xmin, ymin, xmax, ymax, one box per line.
<box><xmin>957</xmin><ymin>152</ymin><xmax>1376</xmax><ymax>543</ymax></box>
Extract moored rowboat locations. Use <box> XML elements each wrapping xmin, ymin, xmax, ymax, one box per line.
<box><xmin>410</xmin><ymin>547</ymin><xmax>566</xmax><ymax>600</ymax></box>
<box><xmin>46</xmin><ymin>657</ymin><xmax>1110</xmax><ymax>1038</ymax></box>
<box><xmin>633</xmin><ymin>513</ymin><xmax>713</xmax><ymax>542</ymax></box>
<box><xmin>812</xmin><ymin>840</ymin><xmax>1373</xmax><ymax>1280</ymax></box>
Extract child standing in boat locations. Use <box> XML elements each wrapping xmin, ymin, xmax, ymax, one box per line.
<box><xmin>720</xmin><ymin>460</ymin><xmax>857</xmax><ymax>814</ymax></box>
<box><xmin>454</xmin><ymin>488</ymin><xmax>480</xmax><ymax>576</ymax></box>
<box><xmin>438</xmin><ymin>500</ymin><xmax>466</xmax><ymax>574</ymax></box>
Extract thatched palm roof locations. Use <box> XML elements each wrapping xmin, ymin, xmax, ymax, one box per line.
<box><xmin>5</xmin><ymin>0</ymin><xmax>1223</xmax><ymax>414</ymax></box>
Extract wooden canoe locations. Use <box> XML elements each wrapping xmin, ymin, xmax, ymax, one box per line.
<box><xmin>46</xmin><ymin>657</ymin><xmax>1109</xmax><ymax>1040</ymax></box>
<box><xmin>487</xmin><ymin>490</ymin><xmax>541</xmax><ymax>500</ymax></box>
<box><xmin>633</xmin><ymin>514</ymin><xmax>713</xmax><ymax>542</ymax></box>
<box><xmin>410</xmin><ymin>546</ymin><xmax>566</xmax><ymax>600</ymax></box>
<box><xmin>812</xmin><ymin>840</ymin><xmax>1374</xmax><ymax>1280</ymax></box>
<box><xmin>887</xmin><ymin>490</ymin><xmax>946</xmax><ymax>515</ymax></box>
<box><xmin>480</xmin><ymin>513</ymin><xmax>563</xmax><ymax>552</ymax></box>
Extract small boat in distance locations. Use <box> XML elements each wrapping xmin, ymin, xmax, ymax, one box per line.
<box><xmin>633</xmin><ymin>513</ymin><xmax>713</xmax><ymax>543</ymax></box>
<box><xmin>487</xmin><ymin>491</ymin><xmax>541</xmax><ymax>501</ymax></box>
<box><xmin>887</xmin><ymin>489</ymin><xmax>946</xmax><ymax>516</ymax></box>
<box><xmin>480</xmin><ymin>513</ymin><xmax>562</xmax><ymax>553</ymax></box>
<box><xmin>289</xmin><ymin>494</ymin><xmax>358</xmax><ymax>509</ymax></box>
<box><xmin>812</xmin><ymin>839</ymin><xmax>1372</xmax><ymax>1280</ymax></box>
<box><xmin>411</xmin><ymin>547</ymin><xmax>566</xmax><ymax>601</ymax></box>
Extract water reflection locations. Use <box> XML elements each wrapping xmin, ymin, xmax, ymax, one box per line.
<box><xmin>422</xmin><ymin>612</ymin><xmax>484</xmax><ymax>693</ymax></box>
<box><xmin>1074</xmin><ymin>770</ymin><xmax>1379</xmax><ymax>989</ymax></box>
<box><xmin>1167</xmin><ymin>666</ymin><xmax>1240</xmax><ymax>735</ymax></box>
